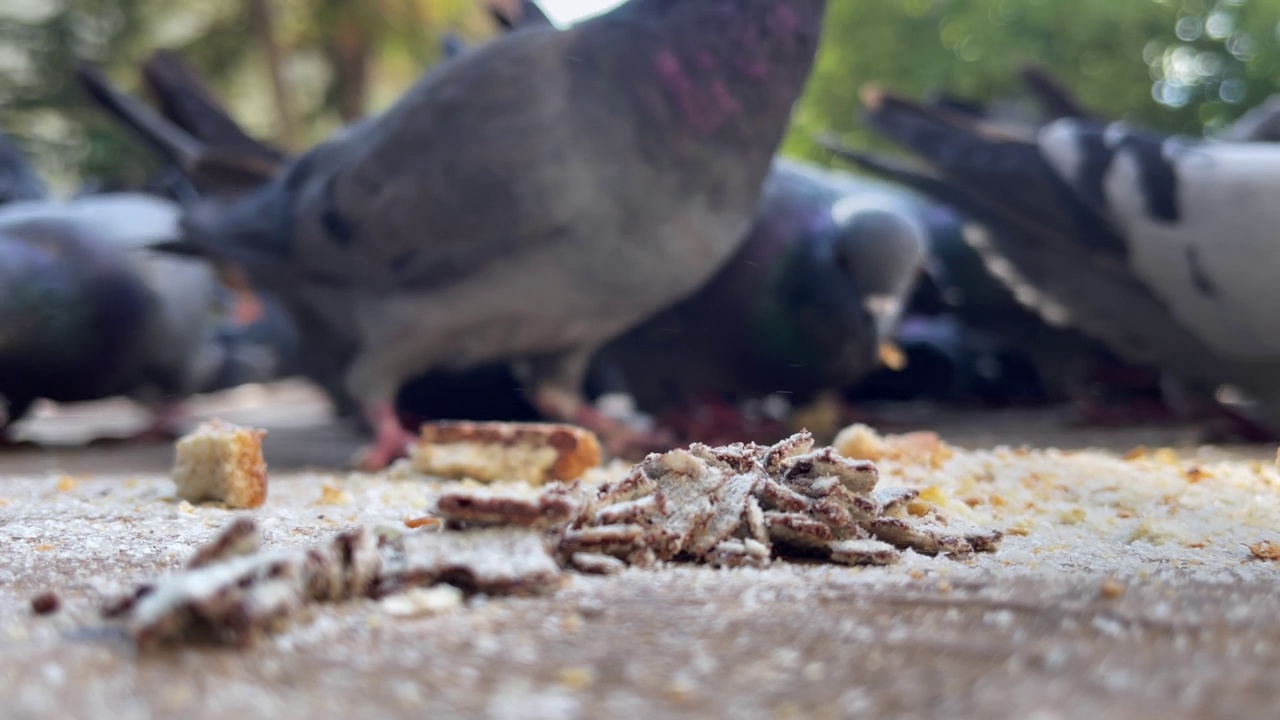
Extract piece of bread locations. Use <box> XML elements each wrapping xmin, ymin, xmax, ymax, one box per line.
<box><xmin>410</xmin><ymin>421</ymin><xmax>601</xmax><ymax>484</ymax></box>
<box><xmin>172</xmin><ymin>419</ymin><xmax>268</xmax><ymax>508</ymax></box>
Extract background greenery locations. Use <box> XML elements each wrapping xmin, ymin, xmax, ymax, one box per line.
<box><xmin>1</xmin><ymin>0</ymin><xmax>1278</xmax><ymax>189</ymax></box>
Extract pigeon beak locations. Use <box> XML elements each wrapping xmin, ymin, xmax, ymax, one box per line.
<box><xmin>864</xmin><ymin>294</ymin><xmax>907</xmax><ymax>371</ymax></box>
<box><xmin>863</xmin><ymin>293</ymin><xmax>904</xmax><ymax>342</ymax></box>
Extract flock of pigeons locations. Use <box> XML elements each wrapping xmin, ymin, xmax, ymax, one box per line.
<box><xmin>3</xmin><ymin>0</ymin><xmax>1279</xmax><ymax>469</ymax></box>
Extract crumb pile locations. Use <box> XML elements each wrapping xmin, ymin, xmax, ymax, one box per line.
<box><xmin>436</xmin><ymin>431</ymin><xmax>1001</xmax><ymax>570</ymax></box>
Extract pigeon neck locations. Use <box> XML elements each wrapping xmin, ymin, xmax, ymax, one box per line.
<box><xmin>580</xmin><ymin>0</ymin><xmax>828</xmax><ymax>141</ymax></box>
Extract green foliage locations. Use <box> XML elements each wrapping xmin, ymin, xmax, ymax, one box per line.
<box><xmin>784</xmin><ymin>0</ymin><xmax>1280</xmax><ymax>163</ymax></box>
<box><xmin>4</xmin><ymin>0</ymin><xmax>1280</xmax><ymax>187</ymax></box>
<box><xmin>0</xmin><ymin>0</ymin><xmax>485</xmax><ymax>191</ymax></box>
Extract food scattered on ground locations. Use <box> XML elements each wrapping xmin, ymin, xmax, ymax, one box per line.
<box><xmin>847</xmin><ymin>425</ymin><xmax>1280</xmax><ymax>562</ymax></box>
<box><xmin>99</xmin><ymin>428</ymin><xmax>1003</xmax><ymax>647</ymax></box>
<box><xmin>16</xmin><ymin>416</ymin><xmax>1280</xmax><ymax>654</ymax></box>
<box><xmin>171</xmin><ymin>419</ymin><xmax>268</xmax><ymax>508</ymax></box>
<box><xmin>378</xmin><ymin>585</ymin><xmax>464</xmax><ymax>618</ymax></box>
<box><xmin>431</xmin><ymin>431</ymin><xmax>1002</xmax><ymax>568</ymax></box>
<box><xmin>834</xmin><ymin>423</ymin><xmax>953</xmax><ymax>468</ymax></box>
<box><xmin>403</xmin><ymin>516</ymin><xmax>442</xmax><ymax>530</ymax></box>
<box><xmin>435</xmin><ymin>480</ymin><xmax>581</xmax><ymax>529</ymax></box>
<box><xmin>104</xmin><ymin>519</ymin><xmax>564</xmax><ymax>647</ymax></box>
<box><xmin>1248</xmin><ymin>541</ymin><xmax>1280</xmax><ymax>561</ymax></box>
<box><xmin>411</xmin><ymin>421</ymin><xmax>602</xmax><ymax>483</ymax></box>
<box><xmin>1098</xmin><ymin>577</ymin><xmax>1126</xmax><ymax>599</ymax></box>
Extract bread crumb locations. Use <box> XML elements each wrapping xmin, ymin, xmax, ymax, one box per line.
<box><xmin>171</xmin><ymin>419</ymin><xmax>267</xmax><ymax>509</ymax></box>
<box><xmin>379</xmin><ymin>586</ymin><xmax>464</xmax><ymax>618</ymax></box>
<box><xmin>316</xmin><ymin>485</ymin><xmax>351</xmax><ymax>506</ymax></box>
<box><xmin>1248</xmin><ymin>541</ymin><xmax>1280</xmax><ymax>561</ymax></box>
<box><xmin>878</xmin><ymin>340</ymin><xmax>907</xmax><ymax>371</ymax></box>
<box><xmin>834</xmin><ymin>424</ymin><xmax>952</xmax><ymax>467</ymax></box>
<box><xmin>1123</xmin><ymin>447</ymin><xmax>1148</xmax><ymax>461</ymax></box>
<box><xmin>1099</xmin><ymin>578</ymin><xmax>1126</xmax><ymax>599</ymax></box>
<box><xmin>411</xmin><ymin>421</ymin><xmax>601</xmax><ymax>484</ymax></box>
<box><xmin>404</xmin><ymin>516</ymin><xmax>442</xmax><ymax>530</ymax></box>
<box><xmin>557</xmin><ymin>666</ymin><xmax>595</xmax><ymax>690</ymax></box>
<box><xmin>56</xmin><ymin>476</ymin><xmax>77</xmax><ymax>492</ymax></box>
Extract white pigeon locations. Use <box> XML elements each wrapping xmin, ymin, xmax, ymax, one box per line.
<box><xmin>827</xmin><ymin>87</ymin><xmax>1280</xmax><ymax>432</ymax></box>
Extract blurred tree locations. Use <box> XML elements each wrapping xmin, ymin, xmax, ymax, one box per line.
<box><xmin>786</xmin><ymin>0</ymin><xmax>1280</xmax><ymax>162</ymax></box>
<box><xmin>0</xmin><ymin>0</ymin><xmax>491</xmax><ymax>190</ymax></box>
<box><xmin>3</xmin><ymin>0</ymin><xmax>1280</xmax><ymax>188</ymax></box>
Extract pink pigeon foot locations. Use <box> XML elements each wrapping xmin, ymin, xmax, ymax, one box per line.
<box><xmin>352</xmin><ymin>402</ymin><xmax>418</xmax><ymax>471</ymax></box>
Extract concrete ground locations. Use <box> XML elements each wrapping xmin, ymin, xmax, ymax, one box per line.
<box><xmin>2</xmin><ymin>381</ymin><xmax>1277</xmax><ymax>719</ymax></box>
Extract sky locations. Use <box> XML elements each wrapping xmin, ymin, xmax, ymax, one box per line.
<box><xmin>537</xmin><ymin>0</ymin><xmax>626</xmax><ymax>26</ymax></box>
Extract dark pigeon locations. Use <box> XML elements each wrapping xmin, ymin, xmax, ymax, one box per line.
<box><xmin>79</xmin><ymin>0</ymin><xmax>831</xmax><ymax>468</ymax></box>
<box><xmin>586</xmin><ymin>158</ymin><xmax>926</xmax><ymax>419</ymax></box>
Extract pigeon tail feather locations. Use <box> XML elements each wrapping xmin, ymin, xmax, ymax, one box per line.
<box><xmin>76</xmin><ymin>62</ymin><xmax>276</xmax><ymax>196</ymax></box>
<box><xmin>141</xmin><ymin>50</ymin><xmax>288</xmax><ymax>164</ymax></box>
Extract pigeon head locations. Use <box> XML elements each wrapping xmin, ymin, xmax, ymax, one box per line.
<box><xmin>826</xmin><ymin>202</ymin><xmax>928</xmax><ymax>342</ymax></box>
<box><xmin>742</xmin><ymin>205</ymin><xmax>924</xmax><ymax>389</ymax></box>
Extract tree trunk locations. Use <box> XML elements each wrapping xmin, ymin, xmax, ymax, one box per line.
<box><xmin>325</xmin><ymin>19</ymin><xmax>371</xmax><ymax>124</ymax></box>
<box><xmin>247</xmin><ymin>0</ymin><xmax>300</xmax><ymax>151</ymax></box>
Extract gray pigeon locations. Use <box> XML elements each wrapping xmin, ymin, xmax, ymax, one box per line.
<box><xmin>0</xmin><ymin>130</ymin><xmax>48</xmax><ymax>205</ymax></box>
<box><xmin>0</xmin><ymin>193</ymin><xmax>225</xmax><ymax>440</ymax></box>
<box><xmin>436</xmin><ymin>5</ymin><xmax>924</xmax><ymax>434</ymax></box>
<box><xmin>827</xmin><ymin>86</ymin><xmax>1280</xmax><ymax>435</ymax></box>
<box><xmin>78</xmin><ymin>0</ymin><xmax>830</xmax><ymax>468</ymax></box>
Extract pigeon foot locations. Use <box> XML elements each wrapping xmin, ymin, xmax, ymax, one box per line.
<box><xmin>532</xmin><ymin>386</ymin><xmax>675</xmax><ymax>460</ymax></box>
<box><xmin>352</xmin><ymin>402</ymin><xmax>417</xmax><ymax>471</ymax></box>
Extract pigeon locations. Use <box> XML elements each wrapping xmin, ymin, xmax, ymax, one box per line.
<box><xmin>825</xmin><ymin>85</ymin><xmax>1280</xmax><ymax>435</ymax></box>
<box><xmin>424</xmin><ymin>2</ymin><xmax>924</xmax><ymax>436</ymax></box>
<box><xmin>144</xmin><ymin>44</ymin><xmax>918</xmax><ymax>437</ymax></box>
<box><xmin>138</xmin><ymin>49</ymin><xmax>290</xmax><ymax>168</ymax></box>
<box><xmin>0</xmin><ymin>129</ymin><xmax>48</xmax><ymax>205</ymax></box>
<box><xmin>1216</xmin><ymin>96</ymin><xmax>1280</xmax><ymax>143</ymax></box>
<box><xmin>78</xmin><ymin>0</ymin><xmax>831</xmax><ymax>468</ymax></box>
<box><xmin>151</xmin><ymin>22</ymin><xmax>922</xmax><ymax>443</ymax></box>
<box><xmin>440</xmin><ymin>34</ymin><xmax>470</xmax><ymax>61</ymax></box>
<box><xmin>587</xmin><ymin>158</ymin><xmax>927</xmax><ymax>418</ymax></box>
<box><xmin>832</xmin><ymin>71</ymin><xmax>1196</xmax><ymax>422</ymax></box>
<box><xmin>0</xmin><ymin>193</ymin><xmax>224</xmax><ymax>440</ymax></box>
